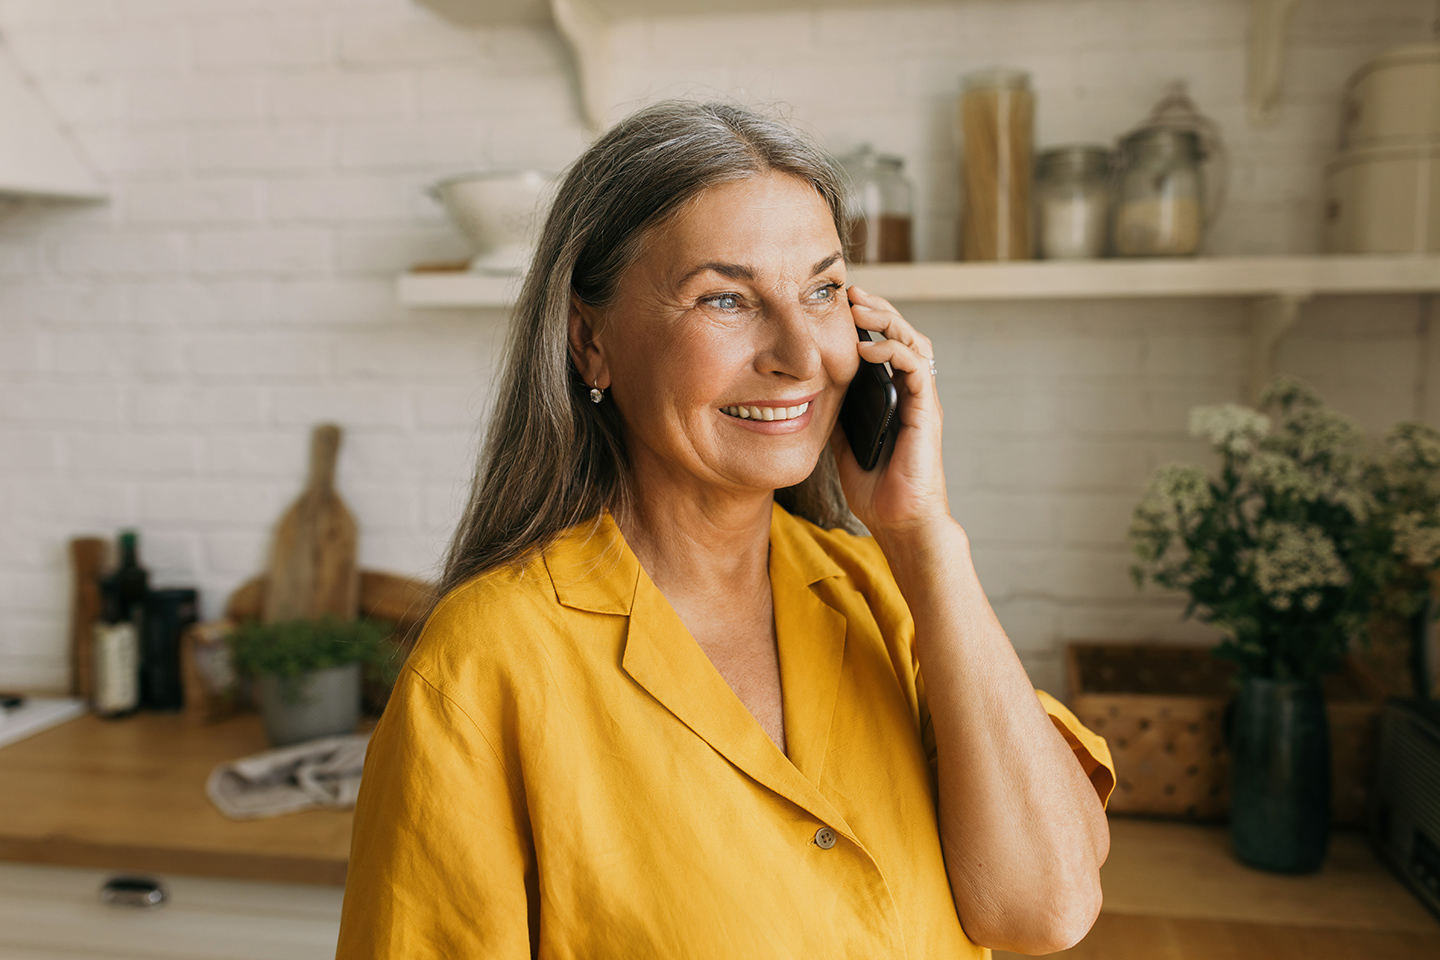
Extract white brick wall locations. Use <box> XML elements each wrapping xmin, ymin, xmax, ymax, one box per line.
<box><xmin>0</xmin><ymin>0</ymin><xmax>1435</xmax><ymax>695</ymax></box>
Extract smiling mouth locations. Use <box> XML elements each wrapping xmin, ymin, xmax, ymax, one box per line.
<box><xmin>720</xmin><ymin>402</ymin><xmax>810</xmax><ymax>422</ymax></box>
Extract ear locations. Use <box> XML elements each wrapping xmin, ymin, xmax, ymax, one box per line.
<box><xmin>567</xmin><ymin>293</ymin><xmax>610</xmax><ymax>390</ymax></box>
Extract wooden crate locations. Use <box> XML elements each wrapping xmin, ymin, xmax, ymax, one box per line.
<box><xmin>1065</xmin><ymin>643</ymin><xmax>1384</xmax><ymax>825</ymax></box>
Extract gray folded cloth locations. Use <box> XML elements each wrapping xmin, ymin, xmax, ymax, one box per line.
<box><xmin>206</xmin><ymin>733</ymin><xmax>371</xmax><ymax>820</ymax></box>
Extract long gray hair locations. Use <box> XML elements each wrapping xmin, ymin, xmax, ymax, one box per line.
<box><xmin>438</xmin><ymin>100</ymin><xmax>857</xmax><ymax>600</ymax></box>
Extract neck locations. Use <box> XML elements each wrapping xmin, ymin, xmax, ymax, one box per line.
<box><xmin>615</xmin><ymin>486</ymin><xmax>774</xmax><ymax>605</ymax></box>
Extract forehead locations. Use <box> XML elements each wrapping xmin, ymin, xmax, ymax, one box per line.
<box><xmin>642</xmin><ymin>172</ymin><xmax>840</xmax><ymax>274</ymax></box>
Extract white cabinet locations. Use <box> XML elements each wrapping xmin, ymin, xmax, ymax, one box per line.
<box><xmin>0</xmin><ymin>863</ymin><xmax>342</xmax><ymax>960</ymax></box>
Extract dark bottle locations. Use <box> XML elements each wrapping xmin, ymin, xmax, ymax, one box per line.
<box><xmin>93</xmin><ymin>531</ymin><xmax>149</xmax><ymax>718</ymax></box>
<box><xmin>142</xmin><ymin>588</ymin><xmax>198</xmax><ymax>711</ymax></box>
<box><xmin>110</xmin><ymin>531</ymin><xmax>150</xmax><ymax>629</ymax></box>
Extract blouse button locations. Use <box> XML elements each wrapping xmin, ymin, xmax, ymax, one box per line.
<box><xmin>814</xmin><ymin>827</ymin><xmax>837</xmax><ymax>849</ymax></box>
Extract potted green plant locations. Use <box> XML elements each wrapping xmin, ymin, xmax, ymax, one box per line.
<box><xmin>228</xmin><ymin>616</ymin><xmax>397</xmax><ymax>747</ymax></box>
<box><xmin>1128</xmin><ymin>379</ymin><xmax>1387</xmax><ymax>873</ymax></box>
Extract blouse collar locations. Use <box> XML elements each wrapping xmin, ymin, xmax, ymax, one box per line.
<box><xmin>542</xmin><ymin>502</ymin><xmax>845</xmax><ymax>615</ymax></box>
<box><xmin>541</xmin><ymin>502</ymin><xmax>858</xmax><ymax>838</ymax></box>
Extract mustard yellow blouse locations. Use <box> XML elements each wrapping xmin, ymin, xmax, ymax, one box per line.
<box><xmin>337</xmin><ymin>504</ymin><xmax>1114</xmax><ymax>959</ymax></box>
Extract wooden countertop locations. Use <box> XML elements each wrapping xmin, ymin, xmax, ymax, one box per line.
<box><xmin>0</xmin><ymin>712</ymin><xmax>350</xmax><ymax>886</ymax></box>
<box><xmin>3</xmin><ymin>709</ymin><xmax>1439</xmax><ymax>960</ymax></box>
<box><xmin>1001</xmin><ymin>820</ymin><xmax>1440</xmax><ymax>960</ymax></box>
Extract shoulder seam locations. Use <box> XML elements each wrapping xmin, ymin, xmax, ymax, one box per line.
<box><xmin>404</xmin><ymin>666</ymin><xmax>524</xmax><ymax>807</ymax></box>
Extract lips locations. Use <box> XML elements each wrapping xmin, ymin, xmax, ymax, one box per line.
<box><xmin>720</xmin><ymin>401</ymin><xmax>811</xmax><ymax>422</ymax></box>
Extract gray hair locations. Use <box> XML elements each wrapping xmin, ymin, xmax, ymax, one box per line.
<box><xmin>438</xmin><ymin>100</ymin><xmax>857</xmax><ymax>599</ymax></box>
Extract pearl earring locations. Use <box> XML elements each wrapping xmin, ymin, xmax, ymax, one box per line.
<box><xmin>589</xmin><ymin>380</ymin><xmax>604</xmax><ymax>404</ymax></box>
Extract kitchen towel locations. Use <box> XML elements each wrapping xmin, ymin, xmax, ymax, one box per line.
<box><xmin>206</xmin><ymin>732</ymin><xmax>370</xmax><ymax>820</ymax></box>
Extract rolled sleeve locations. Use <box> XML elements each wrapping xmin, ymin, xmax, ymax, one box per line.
<box><xmin>1037</xmin><ymin>690</ymin><xmax>1116</xmax><ymax>808</ymax></box>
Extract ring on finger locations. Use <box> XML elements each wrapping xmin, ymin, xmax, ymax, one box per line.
<box><xmin>928</xmin><ymin>356</ymin><xmax>937</xmax><ymax>377</ymax></box>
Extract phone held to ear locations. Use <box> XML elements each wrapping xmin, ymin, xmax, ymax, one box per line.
<box><xmin>839</xmin><ymin>327</ymin><xmax>898</xmax><ymax>471</ymax></box>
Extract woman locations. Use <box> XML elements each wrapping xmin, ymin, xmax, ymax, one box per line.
<box><xmin>337</xmin><ymin>101</ymin><xmax>1114</xmax><ymax>958</ymax></box>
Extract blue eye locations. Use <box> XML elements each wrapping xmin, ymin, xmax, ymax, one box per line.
<box><xmin>810</xmin><ymin>283</ymin><xmax>841</xmax><ymax>302</ymax></box>
<box><xmin>705</xmin><ymin>293</ymin><xmax>741</xmax><ymax>310</ymax></box>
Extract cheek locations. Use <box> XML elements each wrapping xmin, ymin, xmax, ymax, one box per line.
<box><xmin>647</xmin><ymin>326</ymin><xmax>749</xmax><ymax>412</ymax></box>
<box><xmin>820</xmin><ymin>312</ymin><xmax>861</xmax><ymax>383</ymax></box>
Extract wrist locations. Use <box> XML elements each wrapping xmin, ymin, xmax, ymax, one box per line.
<box><xmin>872</xmin><ymin>516</ymin><xmax>971</xmax><ymax>573</ymax></box>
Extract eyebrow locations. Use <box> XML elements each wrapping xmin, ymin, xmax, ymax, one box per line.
<box><xmin>680</xmin><ymin>261</ymin><xmax>756</xmax><ymax>284</ymax></box>
<box><xmin>678</xmin><ymin>251</ymin><xmax>845</xmax><ymax>286</ymax></box>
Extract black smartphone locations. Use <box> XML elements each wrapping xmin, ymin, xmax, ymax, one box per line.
<box><xmin>839</xmin><ymin>327</ymin><xmax>898</xmax><ymax>471</ymax></box>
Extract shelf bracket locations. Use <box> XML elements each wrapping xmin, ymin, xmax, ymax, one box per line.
<box><xmin>550</xmin><ymin>0</ymin><xmax>611</xmax><ymax>133</ymax></box>
<box><xmin>1248</xmin><ymin>0</ymin><xmax>1301</xmax><ymax>125</ymax></box>
<box><xmin>1247</xmin><ymin>293</ymin><xmax>1309</xmax><ymax>407</ymax></box>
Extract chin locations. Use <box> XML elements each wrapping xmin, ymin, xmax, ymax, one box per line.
<box><xmin>730</xmin><ymin>454</ymin><xmax>825</xmax><ymax>495</ymax></box>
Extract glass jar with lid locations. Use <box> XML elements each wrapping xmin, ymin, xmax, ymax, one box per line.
<box><xmin>958</xmin><ymin>68</ymin><xmax>1035</xmax><ymax>260</ymax></box>
<box><xmin>1035</xmin><ymin>145</ymin><xmax>1112</xmax><ymax>259</ymax></box>
<box><xmin>837</xmin><ymin>145</ymin><xmax>914</xmax><ymax>263</ymax></box>
<box><xmin>1111</xmin><ymin>129</ymin><xmax>1206</xmax><ymax>256</ymax></box>
<box><xmin>1111</xmin><ymin>82</ymin><xmax>1228</xmax><ymax>257</ymax></box>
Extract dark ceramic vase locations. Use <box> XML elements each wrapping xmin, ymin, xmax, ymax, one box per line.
<box><xmin>1228</xmin><ymin>675</ymin><xmax>1331</xmax><ymax>873</ymax></box>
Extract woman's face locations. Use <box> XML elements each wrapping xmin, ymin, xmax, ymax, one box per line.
<box><xmin>582</xmin><ymin>171</ymin><xmax>858</xmax><ymax>500</ymax></box>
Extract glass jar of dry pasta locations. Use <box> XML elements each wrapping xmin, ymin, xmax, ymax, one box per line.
<box><xmin>958</xmin><ymin>68</ymin><xmax>1035</xmax><ymax>261</ymax></box>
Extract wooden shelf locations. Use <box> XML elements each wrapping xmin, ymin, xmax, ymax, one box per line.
<box><xmin>848</xmin><ymin>256</ymin><xmax>1440</xmax><ymax>302</ymax></box>
<box><xmin>397</xmin><ymin>256</ymin><xmax>1440</xmax><ymax>309</ymax></box>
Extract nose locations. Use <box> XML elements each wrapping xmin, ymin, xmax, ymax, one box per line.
<box><xmin>756</xmin><ymin>301</ymin><xmax>825</xmax><ymax>381</ymax></box>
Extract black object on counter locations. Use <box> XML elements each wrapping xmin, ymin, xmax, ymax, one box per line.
<box><xmin>1369</xmin><ymin>699</ymin><xmax>1440</xmax><ymax>920</ymax></box>
<box><xmin>141</xmin><ymin>588</ymin><xmax>198</xmax><ymax>711</ymax></box>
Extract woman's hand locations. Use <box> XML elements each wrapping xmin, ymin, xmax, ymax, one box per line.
<box><xmin>831</xmin><ymin>285</ymin><xmax>950</xmax><ymax>535</ymax></box>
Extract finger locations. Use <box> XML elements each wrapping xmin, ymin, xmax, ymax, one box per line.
<box><xmin>847</xmin><ymin>284</ymin><xmax>901</xmax><ymax>315</ymax></box>
<box><xmin>859</xmin><ymin>335</ymin><xmax>927</xmax><ymax>376</ymax></box>
<box><xmin>829</xmin><ymin>420</ymin><xmax>859</xmax><ymax>473</ymax></box>
<box><xmin>848</xmin><ymin>285</ymin><xmax>934</xmax><ymax>361</ymax></box>
<box><xmin>858</xmin><ymin>337</ymin><xmax>935</xmax><ymax>400</ymax></box>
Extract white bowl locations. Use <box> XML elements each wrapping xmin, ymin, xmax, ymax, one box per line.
<box><xmin>429</xmin><ymin>170</ymin><xmax>556</xmax><ymax>274</ymax></box>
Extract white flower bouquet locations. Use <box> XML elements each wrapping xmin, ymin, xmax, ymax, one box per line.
<box><xmin>1367</xmin><ymin>421</ymin><xmax>1440</xmax><ymax>621</ymax></box>
<box><xmin>1128</xmin><ymin>379</ymin><xmax>1432</xmax><ymax>681</ymax></box>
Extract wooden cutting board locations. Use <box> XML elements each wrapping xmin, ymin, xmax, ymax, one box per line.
<box><xmin>229</xmin><ymin>569</ymin><xmax>434</xmax><ymax>638</ymax></box>
<box><xmin>67</xmin><ymin>537</ymin><xmax>106</xmax><ymax>699</ymax></box>
<box><xmin>261</xmin><ymin>424</ymin><xmax>358</xmax><ymax>623</ymax></box>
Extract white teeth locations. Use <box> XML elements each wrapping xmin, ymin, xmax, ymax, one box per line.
<box><xmin>721</xmin><ymin>401</ymin><xmax>810</xmax><ymax>421</ymax></box>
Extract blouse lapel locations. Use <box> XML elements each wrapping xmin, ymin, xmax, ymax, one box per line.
<box><xmin>546</xmin><ymin>508</ymin><xmax>854</xmax><ymax>834</ymax></box>
<box><xmin>769</xmin><ymin>507</ymin><xmax>848</xmax><ymax>790</ymax></box>
<box><xmin>622</xmin><ymin>571</ymin><xmax>851</xmax><ymax>834</ymax></box>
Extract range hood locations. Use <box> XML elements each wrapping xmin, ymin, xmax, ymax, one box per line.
<box><xmin>0</xmin><ymin>36</ymin><xmax>104</xmax><ymax>200</ymax></box>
